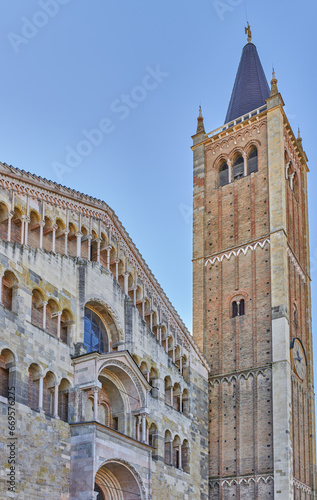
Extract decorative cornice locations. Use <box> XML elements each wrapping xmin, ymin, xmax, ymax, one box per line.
<box><xmin>209</xmin><ymin>365</ymin><xmax>271</xmax><ymax>386</ymax></box>
<box><xmin>293</xmin><ymin>478</ymin><xmax>312</xmax><ymax>494</ymax></box>
<box><xmin>209</xmin><ymin>474</ymin><xmax>274</xmax><ymax>488</ymax></box>
<box><xmin>205</xmin><ymin>238</ymin><xmax>270</xmax><ymax>267</ymax></box>
<box><xmin>287</xmin><ymin>246</ymin><xmax>307</xmax><ymax>281</ymax></box>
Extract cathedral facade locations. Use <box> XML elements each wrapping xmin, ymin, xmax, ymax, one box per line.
<box><xmin>0</xmin><ymin>164</ymin><xmax>209</xmax><ymax>499</ymax></box>
<box><xmin>0</xmin><ymin>28</ymin><xmax>316</xmax><ymax>500</ymax></box>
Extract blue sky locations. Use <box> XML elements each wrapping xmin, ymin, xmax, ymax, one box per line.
<box><xmin>0</xmin><ymin>1</ymin><xmax>316</xmax><ymax>368</ymax></box>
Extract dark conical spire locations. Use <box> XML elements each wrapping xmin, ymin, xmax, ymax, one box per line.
<box><xmin>225</xmin><ymin>31</ymin><xmax>270</xmax><ymax>124</ymax></box>
<box><xmin>196</xmin><ymin>106</ymin><xmax>205</xmax><ymax>134</ymax></box>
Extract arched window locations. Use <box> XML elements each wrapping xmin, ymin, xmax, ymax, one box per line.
<box><xmin>43</xmin><ymin>371</ymin><xmax>55</xmax><ymax>416</ymax></box>
<box><xmin>42</xmin><ymin>216</ymin><xmax>53</xmax><ymax>252</ymax></box>
<box><xmin>182</xmin><ymin>389</ymin><xmax>189</xmax><ymax>415</ymax></box>
<box><xmin>46</xmin><ymin>299</ymin><xmax>59</xmax><ymax>336</ymax></box>
<box><xmin>164</xmin><ymin>430</ymin><xmax>172</xmax><ymax>465</ymax></box>
<box><xmin>2</xmin><ymin>271</ymin><xmax>18</xmax><ymax>311</ymax></box>
<box><xmin>84</xmin><ymin>307</ymin><xmax>109</xmax><ymax>354</ymax></box>
<box><xmin>293</xmin><ymin>172</ymin><xmax>300</xmax><ymax>200</ymax></box>
<box><xmin>58</xmin><ymin>378</ymin><xmax>70</xmax><ymax>422</ymax></box>
<box><xmin>149</xmin><ymin>367</ymin><xmax>159</xmax><ymax>398</ymax></box>
<box><xmin>0</xmin><ymin>352</ymin><xmax>10</xmax><ymax>398</ymax></box>
<box><xmin>28</xmin><ymin>364</ymin><xmax>41</xmax><ymax>411</ymax></box>
<box><xmin>173</xmin><ymin>383</ymin><xmax>181</xmax><ymax>411</ymax></box>
<box><xmin>232</xmin><ymin>299</ymin><xmax>245</xmax><ymax>318</ymax></box>
<box><xmin>11</xmin><ymin>207</ymin><xmax>23</xmax><ymax>244</ymax></box>
<box><xmin>248</xmin><ymin>147</ymin><xmax>258</xmax><ymax>174</ymax></box>
<box><xmin>182</xmin><ymin>440</ymin><xmax>190</xmax><ymax>473</ymax></box>
<box><xmin>164</xmin><ymin>376</ymin><xmax>172</xmax><ymax>405</ymax></box>
<box><xmin>61</xmin><ymin>309</ymin><xmax>73</xmax><ymax>344</ymax></box>
<box><xmin>172</xmin><ymin>435</ymin><xmax>181</xmax><ymax>468</ymax></box>
<box><xmin>232</xmin><ymin>155</ymin><xmax>244</xmax><ymax>180</ymax></box>
<box><xmin>31</xmin><ymin>289</ymin><xmax>45</xmax><ymax>329</ymax></box>
<box><xmin>219</xmin><ymin>162</ymin><xmax>229</xmax><ymax>187</ymax></box>
<box><xmin>149</xmin><ymin>422</ymin><xmax>158</xmax><ymax>457</ymax></box>
<box><xmin>0</xmin><ymin>202</ymin><xmax>9</xmax><ymax>241</ymax></box>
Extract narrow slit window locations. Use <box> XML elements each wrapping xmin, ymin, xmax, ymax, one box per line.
<box><xmin>219</xmin><ymin>162</ymin><xmax>229</xmax><ymax>187</ymax></box>
<box><xmin>232</xmin><ymin>156</ymin><xmax>244</xmax><ymax>180</ymax></box>
<box><xmin>248</xmin><ymin>147</ymin><xmax>258</xmax><ymax>174</ymax></box>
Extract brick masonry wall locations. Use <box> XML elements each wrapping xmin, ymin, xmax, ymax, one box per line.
<box><xmin>193</xmin><ymin>116</ymin><xmax>276</xmax><ymax>498</ymax></box>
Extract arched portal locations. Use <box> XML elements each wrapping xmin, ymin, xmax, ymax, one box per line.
<box><xmin>95</xmin><ymin>461</ymin><xmax>144</xmax><ymax>499</ymax></box>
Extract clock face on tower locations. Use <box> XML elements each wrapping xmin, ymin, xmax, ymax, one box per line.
<box><xmin>291</xmin><ymin>338</ymin><xmax>307</xmax><ymax>381</ymax></box>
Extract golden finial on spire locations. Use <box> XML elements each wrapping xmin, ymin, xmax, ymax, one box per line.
<box><xmin>245</xmin><ymin>22</ymin><xmax>252</xmax><ymax>43</ymax></box>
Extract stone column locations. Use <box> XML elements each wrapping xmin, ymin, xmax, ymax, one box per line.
<box><xmin>39</xmin><ymin>221</ymin><xmax>45</xmax><ymax>249</ymax></box>
<box><xmin>141</xmin><ymin>414</ymin><xmax>147</xmax><ymax>443</ymax></box>
<box><xmin>54</xmin><ymin>384</ymin><xmax>59</xmax><ymax>418</ymax></box>
<box><xmin>24</xmin><ymin>216</ymin><xmax>30</xmax><ymax>246</ymax></box>
<box><xmin>38</xmin><ymin>377</ymin><xmax>44</xmax><ymax>411</ymax></box>
<box><xmin>96</xmin><ymin>238</ymin><xmax>102</xmax><ymax>263</ymax></box>
<box><xmin>179</xmin><ymin>393</ymin><xmax>182</xmax><ymax>413</ymax></box>
<box><xmin>42</xmin><ymin>301</ymin><xmax>48</xmax><ymax>330</ymax></box>
<box><xmin>227</xmin><ymin>159</ymin><xmax>232</xmax><ymax>183</ymax></box>
<box><xmin>170</xmin><ymin>385</ymin><xmax>173</xmax><ymax>406</ymax></box>
<box><xmin>124</xmin><ymin>272</ymin><xmax>129</xmax><ymax>295</ymax></box>
<box><xmin>178</xmin><ymin>445</ymin><xmax>182</xmax><ymax>469</ymax></box>
<box><xmin>52</xmin><ymin>224</ymin><xmax>58</xmax><ymax>253</ymax></box>
<box><xmin>172</xmin><ymin>347</ymin><xmax>175</xmax><ymax>364</ymax></box>
<box><xmin>243</xmin><ymin>152</ymin><xmax>248</xmax><ymax>176</ymax></box>
<box><xmin>106</xmin><ymin>245</ymin><xmax>112</xmax><ymax>271</ymax></box>
<box><xmin>76</xmin><ymin>232</ymin><xmax>82</xmax><ymax>258</ymax></box>
<box><xmin>136</xmin><ymin>416</ymin><xmax>140</xmax><ymax>441</ymax></box>
<box><xmin>150</xmin><ymin>312</ymin><xmax>153</xmax><ymax>331</ymax></box>
<box><xmin>64</xmin><ymin>229</ymin><xmax>69</xmax><ymax>256</ymax></box>
<box><xmin>20</xmin><ymin>215</ymin><xmax>26</xmax><ymax>245</ymax></box>
<box><xmin>57</xmin><ymin>311</ymin><xmax>62</xmax><ymax>339</ymax></box>
<box><xmin>142</xmin><ymin>299</ymin><xmax>145</xmax><ymax>320</ymax></box>
<box><xmin>133</xmin><ymin>286</ymin><xmax>137</xmax><ymax>306</ymax></box>
<box><xmin>93</xmin><ymin>387</ymin><xmax>99</xmax><ymax>421</ymax></box>
<box><xmin>87</xmin><ymin>235</ymin><xmax>92</xmax><ymax>260</ymax></box>
<box><xmin>158</xmin><ymin>325</ymin><xmax>162</xmax><ymax>344</ymax></box>
<box><xmin>115</xmin><ymin>259</ymin><xmax>119</xmax><ymax>281</ymax></box>
<box><xmin>179</xmin><ymin>356</ymin><xmax>183</xmax><ymax>375</ymax></box>
<box><xmin>7</xmin><ymin>212</ymin><xmax>13</xmax><ymax>242</ymax></box>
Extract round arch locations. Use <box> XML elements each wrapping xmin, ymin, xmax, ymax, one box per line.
<box><xmin>85</xmin><ymin>298</ymin><xmax>124</xmax><ymax>344</ymax></box>
<box><xmin>98</xmin><ymin>359</ymin><xmax>146</xmax><ymax>409</ymax></box>
<box><xmin>95</xmin><ymin>459</ymin><xmax>145</xmax><ymax>500</ymax></box>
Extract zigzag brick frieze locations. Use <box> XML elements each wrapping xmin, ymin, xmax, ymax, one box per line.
<box><xmin>204</xmin><ymin>238</ymin><xmax>270</xmax><ymax>267</ymax></box>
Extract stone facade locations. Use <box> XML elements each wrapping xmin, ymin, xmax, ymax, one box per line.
<box><xmin>0</xmin><ymin>163</ymin><xmax>209</xmax><ymax>499</ymax></box>
<box><xmin>192</xmin><ymin>76</ymin><xmax>317</xmax><ymax>497</ymax></box>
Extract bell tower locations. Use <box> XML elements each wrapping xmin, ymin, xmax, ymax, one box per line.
<box><xmin>192</xmin><ymin>26</ymin><xmax>317</xmax><ymax>499</ymax></box>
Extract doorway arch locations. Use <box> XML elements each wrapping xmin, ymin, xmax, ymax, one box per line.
<box><xmin>95</xmin><ymin>460</ymin><xmax>144</xmax><ymax>499</ymax></box>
